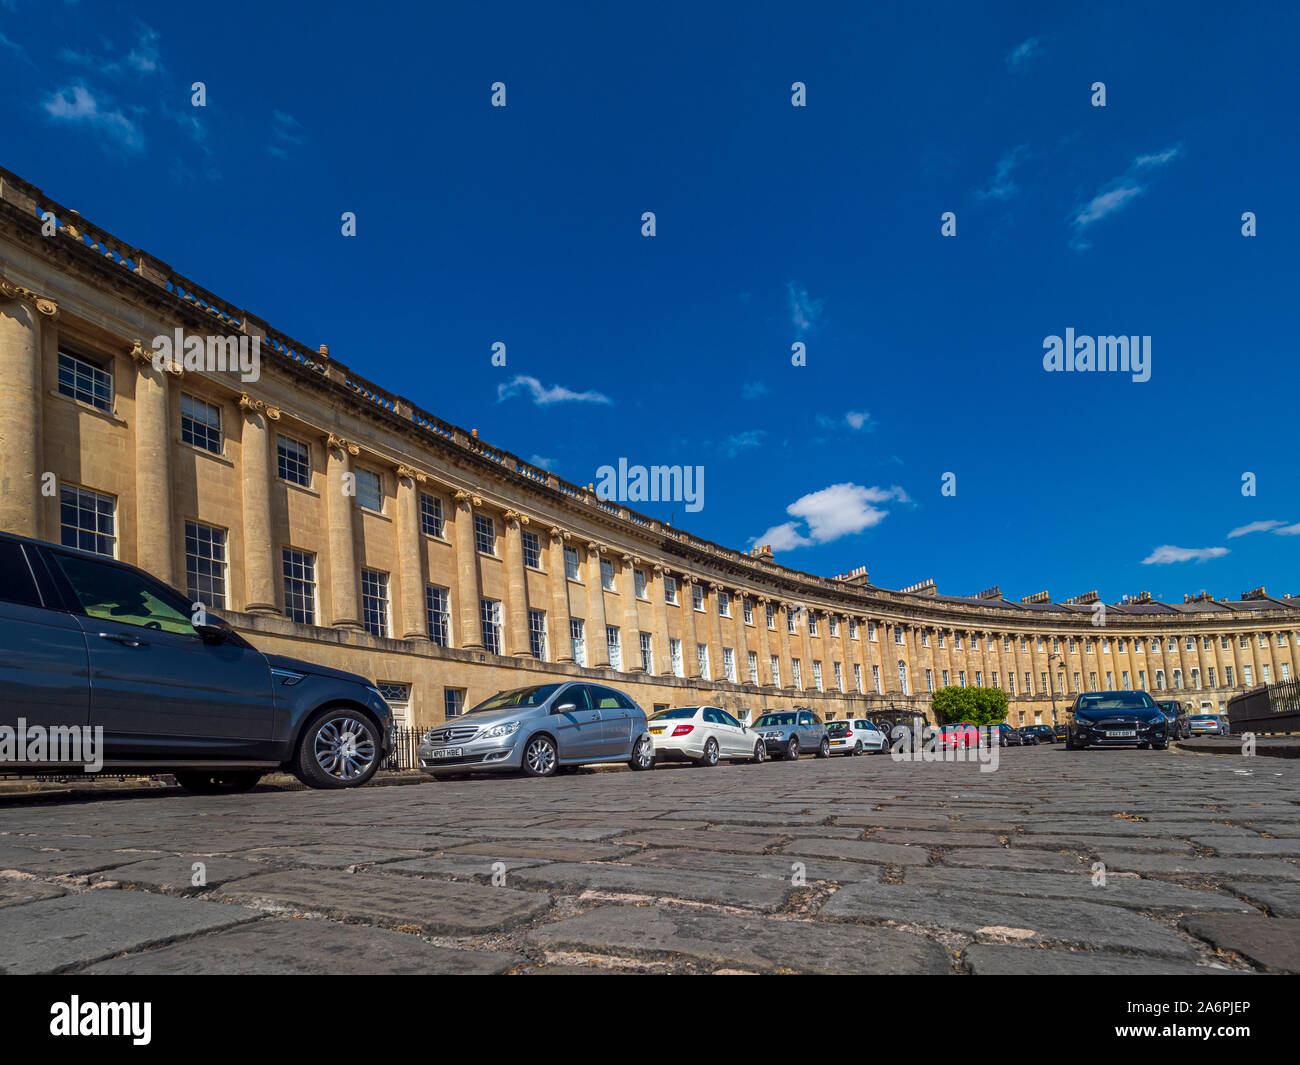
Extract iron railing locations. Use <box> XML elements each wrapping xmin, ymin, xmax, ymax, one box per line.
<box><xmin>1227</xmin><ymin>678</ymin><xmax>1300</xmax><ymax>734</ymax></box>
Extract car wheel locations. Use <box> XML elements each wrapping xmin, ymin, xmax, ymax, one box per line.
<box><xmin>698</xmin><ymin>738</ymin><xmax>719</xmax><ymax>767</ymax></box>
<box><xmin>852</xmin><ymin>741</ymin><xmax>863</xmax><ymax>756</ymax></box>
<box><xmin>785</xmin><ymin>736</ymin><xmax>800</xmax><ymax>760</ymax></box>
<box><xmin>1065</xmin><ymin>732</ymin><xmax>1077</xmax><ymax>751</ymax></box>
<box><xmin>173</xmin><ymin>770</ymin><xmax>262</xmax><ymax>795</ymax></box>
<box><xmin>292</xmin><ymin>709</ymin><xmax>381</xmax><ymax>789</ymax></box>
<box><xmin>629</xmin><ymin>734</ymin><xmax>655</xmax><ymax>771</ymax></box>
<box><xmin>752</xmin><ymin>740</ymin><xmax>767</xmax><ymax>763</ymax></box>
<box><xmin>521</xmin><ymin>734</ymin><xmax>558</xmax><ymax>777</ymax></box>
<box><xmin>1154</xmin><ymin>742</ymin><xmax>1168</xmax><ymax>751</ymax></box>
<box><xmin>817</xmin><ymin>736</ymin><xmax>831</xmax><ymax>758</ymax></box>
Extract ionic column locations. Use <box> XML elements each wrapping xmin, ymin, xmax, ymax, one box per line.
<box><xmin>396</xmin><ymin>466</ymin><xmax>430</xmax><ymax>640</ymax></box>
<box><xmin>501</xmin><ymin>510</ymin><xmax>532</xmax><ymax>656</ymax></box>
<box><xmin>799</xmin><ymin>607</ymin><xmax>814</xmax><ymax>690</ymax></box>
<box><xmin>680</xmin><ymin>576</ymin><xmax>701</xmax><ymax>677</ymax></box>
<box><xmin>732</xmin><ymin>590</ymin><xmax>749</xmax><ymax>683</ymax></box>
<box><xmin>756</xmin><ymin>596</ymin><xmax>774</xmax><ymax>686</ymax></box>
<box><xmin>234</xmin><ymin>394</ymin><xmax>278</xmax><ymax>612</ymax></box>
<box><xmin>549</xmin><ymin>528</ymin><xmax>573</xmax><ymax>661</ymax></box>
<box><xmin>620</xmin><ymin>555</ymin><xmax>644</xmax><ymax>672</ymax></box>
<box><xmin>776</xmin><ymin>605</ymin><xmax>793</xmax><ymax>689</ymax></box>
<box><xmin>128</xmin><ymin>344</ymin><xmax>177</xmax><ymax>584</ymax></box>
<box><xmin>0</xmin><ymin>281</ymin><xmax>54</xmax><ymax>539</ymax></box>
<box><xmin>451</xmin><ymin>489</ymin><xmax>483</xmax><ymax>648</ymax></box>
<box><xmin>838</xmin><ymin>614</ymin><xmax>852</xmax><ymax>692</ymax></box>
<box><xmin>650</xmin><ymin>564</ymin><xmax>672</xmax><ymax>675</ymax></box>
<box><xmin>324</xmin><ymin>435</ymin><xmax>363</xmax><ymax>629</ymax></box>
<box><xmin>585</xmin><ymin>541</ymin><xmax>610</xmax><ymax>666</ymax></box>
<box><xmin>707</xmin><ymin>582</ymin><xmax>726</xmax><ymax>680</ymax></box>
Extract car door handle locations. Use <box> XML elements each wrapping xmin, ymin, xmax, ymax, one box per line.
<box><xmin>98</xmin><ymin>632</ymin><xmax>146</xmax><ymax>647</ymax></box>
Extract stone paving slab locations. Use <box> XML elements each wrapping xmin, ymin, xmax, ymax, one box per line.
<box><xmin>1224</xmin><ymin>881</ymin><xmax>1300</xmax><ymax>918</ymax></box>
<box><xmin>0</xmin><ymin>844</ymin><xmax>161</xmax><ymax>876</ymax></box>
<box><xmin>871</xmin><ymin>830</ymin><xmax>1004</xmax><ymax>848</ymax></box>
<box><xmin>1180</xmin><ymin>913</ymin><xmax>1300</xmax><ymax>973</ymax></box>
<box><xmin>217</xmin><ymin>868</ymin><xmax>552</xmax><ymax>935</ymax></box>
<box><xmin>612</xmin><ymin>828</ymin><xmax>788</xmax><ymax>854</ymax></box>
<box><xmin>1194</xmin><ymin>837</ymin><xmax>1300</xmax><ymax>858</ymax></box>
<box><xmin>904</xmin><ymin>867</ymin><xmax>1256</xmax><ymax>913</ymax></box>
<box><xmin>940</xmin><ymin>848</ymin><xmax>1090</xmax><ymax>872</ymax></box>
<box><xmin>383</xmin><ymin>855</ymin><xmax>550</xmax><ymax>881</ymax></box>
<box><xmin>782</xmin><ymin>838</ymin><xmax>932</xmax><ymax>866</ymax></box>
<box><xmin>94</xmin><ymin>856</ymin><xmax>268</xmax><ymax>894</ymax></box>
<box><xmin>442</xmin><ymin>840</ymin><xmax>635</xmax><ymax>862</ymax></box>
<box><xmin>83</xmin><ymin>917</ymin><xmax>522</xmax><ymax>975</ymax></box>
<box><xmin>0</xmin><ymin>889</ymin><xmax>260</xmax><ymax>974</ymax></box>
<box><xmin>1010</xmin><ymin>835</ymin><xmax>1196</xmax><ymax>855</ymax></box>
<box><xmin>0</xmin><ymin>878</ymin><xmax>66</xmax><ymax>908</ymax></box>
<box><xmin>507</xmin><ymin>862</ymin><xmax>793</xmax><ymax>910</ymax></box>
<box><xmin>529</xmin><ymin>904</ymin><xmax>951</xmax><ymax>974</ymax></box>
<box><xmin>820</xmin><ymin>883</ymin><xmax>1197</xmax><ymax>958</ymax></box>
<box><xmin>1099</xmin><ymin>854</ymin><xmax>1300</xmax><ymax>881</ymax></box>
<box><xmin>231</xmin><ymin>844</ymin><xmax>438</xmax><ymax>869</ymax></box>
<box><xmin>619</xmin><ymin>847</ymin><xmax>884</xmax><ymax>884</ymax></box>
<box><xmin>962</xmin><ymin>944</ymin><xmax>1229</xmax><ymax>975</ymax></box>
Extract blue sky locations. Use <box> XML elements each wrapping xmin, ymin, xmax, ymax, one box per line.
<box><xmin>3</xmin><ymin>1</ymin><xmax>1298</xmax><ymax>603</ymax></box>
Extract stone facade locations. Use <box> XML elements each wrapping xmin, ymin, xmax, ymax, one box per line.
<box><xmin>2</xmin><ymin>165</ymin><xmax>1297</xmax><ymax>730</ymax></box>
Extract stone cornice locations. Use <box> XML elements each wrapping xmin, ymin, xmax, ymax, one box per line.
<box><xmin>0</xmin><ymin>273</ymin><xmax>58</xmax><ymax>318</ymax></box>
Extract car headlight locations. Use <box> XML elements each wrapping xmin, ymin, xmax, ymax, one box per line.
<box><xmin>480</xmin><ymin>720</ymin><xmax>521</xmax><ymax>740</ymax></box>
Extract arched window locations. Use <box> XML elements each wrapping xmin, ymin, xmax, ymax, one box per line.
<box><xmin>897</xmin><ymin>660</ymin><xmax>909</xmax><ymax>696</ymax></box>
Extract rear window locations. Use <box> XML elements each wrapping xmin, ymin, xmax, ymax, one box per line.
<box><xmin>826</xmin><ymin>722</ymin><xmax>850</xmax><ymax>736</ymax></box>
<box><xmin>756</xmin><ymin>713</ymin><xmax>795</xmax><ymax>727</ymax></box>
<box><xmin>651</xmin><ymin>707</ymin><xmax>701</xmax><ymax>721</ymax></box>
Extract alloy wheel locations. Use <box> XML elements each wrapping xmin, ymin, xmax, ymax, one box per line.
<box><xmin>313</xmin><ymin>715</ymin><xmax>377</xmax><ymax>782</ymax></box>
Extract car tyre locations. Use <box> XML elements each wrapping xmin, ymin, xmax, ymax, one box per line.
<box><xmin>292</xmin><ymin>709</ymin><xmax>381</xmax><ymax>789</ymax></box>
<box><xmin>521</xmin><ymin>734</ymin><xmax>558</xmax><ymax>777</ymax></box>
<box><xmin>817</xmin><ymin>736</ymin><xmax>831</xmax><ymax>758</ymax></box>
<box><xmin>698</xmin><ymin>738</ymin><xmax>719</xmax><ymax>767</ymax></box>
<box><xmin>785</xmin><ymin>736</ymin><xmax>800</xmax><ymax>760</ymax></box>
<box><xmin>752</xmin><ymin>740</ymin><xmax>767</xmax><ymax>763</ymax></box>
<box><xmin>173</xmin><ymin>770</ymin><xmax>263</xmax><ymax>795</ymax></box>
<box><xmin>629</xmin><ymin>734</ymin><xmax>655</xmax><ymax>771</ymax></box>
<box><xmin>853</xmin><ymin>740</ymin><xmax>863</xmax><ymax>756</ymax></box>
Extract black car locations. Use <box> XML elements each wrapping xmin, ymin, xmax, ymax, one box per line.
<box><xmin>1016</xmin><ymin>727</ymin><xmax>1041</xmax><ymax>745</ymax></box>
<box><xmin>1051</xmin><ymin>722</ymin><xmax>1068</xmax><ymax>742</ymax></box>
<box><xmin>1066</xmin><ymin>691</ymin><xmax>1168</xmax><ymax>750</ymax></box>
<box><xmin>1021</xmin><ymin>724</ymin><xmax>1056</xmax><ymax>744</ymax></box>
<box><xmin>1155</xmin><ymin>700</ymin><xmax>1190</xmax><ymax>739</ymax></box>
<box><xmin>0</xmin><ymin>530</ymin><xmax>393</xmax><ymax>793</ymax></box>
<box><xmin>991</xmin><ymin>723</ymin><xmax>1024</xmax><ymax>747</ymax></box>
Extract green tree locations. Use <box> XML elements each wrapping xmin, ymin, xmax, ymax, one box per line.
<box><xmin>931</xmin><ymin>685</ymin><xmax>1008</xmax><ymax>726</ymax></box>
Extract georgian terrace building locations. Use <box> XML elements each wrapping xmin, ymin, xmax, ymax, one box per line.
<box><xmin>2</xmin><ymin>164</ymin><xmax>1297</xmax><ymax>730</ymax></box>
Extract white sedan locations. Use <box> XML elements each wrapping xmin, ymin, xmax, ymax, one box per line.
<box><xmin>646</xmin><ymin>705</ymin><xmax>766</xmax><ymax>767</ymax></box>
<box><xmin>826</xmin><ymin>718</ymin><xmax>891</xmax><ymax>755</ymax></box>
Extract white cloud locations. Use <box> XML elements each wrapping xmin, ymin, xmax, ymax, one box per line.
<box><xmin>497</xmin><ymin>375</ymin><xmax>611</xmax><ymax>406</ymax></box>
<box><xmin>741</xmin><ymin>381</ymin><xmax>769</xmax><ymax>399</ymax></box>
<box><xmin>1141</xmin><ymin>545</ymin><xmax>1228</xmax><ymax>565</ymax></box>
<box><xmin>58</xmin><ymin>22</ymin><xmax>162</xmax><ymax>78</ymax></box>
<box><xmin>528</xmin><ymin>454</ymin><xmax>554</xmax><ymax>470</ymax></box>
<box><xmin>845</xmin><ymin>410</ymin><xmax>870</xmax><ymax>431</ymax></box>
<box><xmin>1070</xmin><ymin>144</ymin><xmax>1183</xmax><ymax>247</ymax></box>
<box><xmin>42</xmin><ymin>84</ymin><xmax>144</xmax><ymax>152</ymax></box>
<box><xmin>752</xmin><ymin>482</ymin><xmax>909</xmax><ymax>551</ymax></box>
<box><xmin>976</xmin><ymin>144</ymin><xmax>1030</xmax><ymax>201</ymax></box>
<box><xmin>1227</xmin><ymin>520</ymin><xmax>1288</xmax><ymax>538</ymax></box>
<box><xmin>1273</xmin><ymin>523</ymin><xmax>1300</xmax><ymax>536</ymax></box>
<box><xmin>816</xmin><ymin>410</ymin><xmax>872</xmax><ymax>432</ymax></box>
<box><xmin>723</xmin><ymin>430</ymin><xmax>765</xmax><ymax>457</ymax></box>
<box><xmin>1005</xmin><ymin>37</ymin><xmax>1041</xmax><ymax>70</ymax></box>
<box><xmin>786</xmin><ymin>281</ymin><xmax>823</xmax><ymax>334</ymax></box>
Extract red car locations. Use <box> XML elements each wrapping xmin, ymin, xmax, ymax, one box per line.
<box><xmin>938</xmin><ymin>722</ymin><xmax>980</xmax><ymax>749</ymax></box>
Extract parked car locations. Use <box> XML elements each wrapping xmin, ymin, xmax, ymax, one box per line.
<box><xmin>1051</xmin><ymin>723</ymin><xmax>1069</xmax><ymax>742</ymax></box>
<box><xmin>1156</xmin><ymin>700</ymin><xmax>1191</xmax><ymax>739</ymax></box>
<box><xmin>1065</xmin><ymin>691</ymin><xmax>1168</xmax><ymax>750</ymax></box>
<box><xmin>938</xmin><ymin>722</ymin><xmax>980</xmax><ymax>749</ymax></box>
<box><xmin>826</xmin><ymin>718</ymin><xmax>890</xmax><ymax>756</ymax></box>
<box><xmin>418</xmin><ymin>681</ymin><xmax>653</xmax><ymax>778</ymax></box>
<box><xmin>991</xmin><ymin>723</ymin><xmax>1024</xmax><ymax>747</ymax></box>
<box><xmin>1188</xmin><ymin>714</ymin><xmax>1228</xmax><ymax>736</ymax></box>
<box><xmin>754</xmin><ymin>708</ymin><xmax>830</xmax><ymax>760</ymax></box>
<box><xmin>0</xmin><ymin>530</ymin><xmax>392</xmax><ymax>793</ymax></box>
<box><xmin>1020</xmin><ymin>725</ymin><xmax>1055</xmax><ymax>744</ymax></box>
<box><xmin>647</xmin><ymin>705</ymin><xmax>765</xmax><ymax>766</ymax></box>
<box><xmin>1016</xmin><ymin>727</ymin><xmax>1040</xmax><ymax>745</ymax></box>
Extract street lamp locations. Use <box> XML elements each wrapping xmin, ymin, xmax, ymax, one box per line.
<box><xmin>1048</xmin><ymin>651</ymin><xmax>1064</xmax><ymax>725</ymax></box>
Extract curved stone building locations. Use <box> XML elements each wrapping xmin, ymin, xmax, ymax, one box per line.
<box><xmin>2</xmin><ymin>166</ymin><xmax>1296</xmax><ymax>730</ymax></box>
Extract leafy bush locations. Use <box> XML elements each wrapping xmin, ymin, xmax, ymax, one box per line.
<box><xmin>930</xmin><ymin>686</ymin><xmax>1009</xmax><ymax>726</ymax></box>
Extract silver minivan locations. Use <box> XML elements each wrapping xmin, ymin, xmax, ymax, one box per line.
<box><xmin>417</xmin><ymin>681</ymin><xmax>654</xmax><ymax>778</ymax></box>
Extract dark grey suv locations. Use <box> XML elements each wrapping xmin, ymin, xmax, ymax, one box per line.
<box><xmin>0</xmin><ymin>531</ymin><xmax>392</xmax><ymax>793</ymax></box>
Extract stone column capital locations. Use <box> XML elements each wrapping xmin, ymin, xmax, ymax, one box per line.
<box><xmin>503</xmin><ymin>509</ymin><xmax>529</xmax><ymax>527</ymax></box>
<box><xmin>549</xmin><ymin>525</ymin><xmax>570</xmax><ymax>542</ymax></box>
<box><xmin>0</xmin><ymin>275</ymin><xmax>58</xmax><ymax>319</ymax></box>
<box><xmin>453</xmin><ymin>488</ymin><xmax>481</xmax><ymax>508</ymax></box>
<box><xmin>396</xmin><ymin>465</ymin><xmax>426</xmax><ymax>486</ymax></box>
<box><xmin>239</xmin><ymin>393</ymin><xmax>281</xmax><ymax>420</ymax></box>
<box><xmin>325</xmin><ymin>433</ymin><xmax>358</xmax><ymax>455</ymax></box>
<box><xmin>622</xmin><ymin>554</ymin><xmax>640</xmax><ymax>566</ymax></box>
<box><xmin>130</xmin><ymin>338</ymin><xmax>183</xmax><ymax>376</ymax></box>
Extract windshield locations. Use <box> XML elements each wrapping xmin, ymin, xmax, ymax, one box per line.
<box><xmin>756</xmin><ymin>713</ymin><xmax>796</xmax><ymax>727</ymax></box>
<box><xmin>1075</xmin><ymin>692</ymin><xmax>1156</xmax><ymax>712</ymax></box>
<box><xmin>1190</xmin><ymin>715</ymin><xmax>1220</xmax><ymax>721</ymax></box>
<box><xmin>650</xmin><ymin>707</ymin><xmax>701</xmax><ymax>721</ymax></box>
<box><xmin>469</xmin><ymin>684</ymin><xmax>563</xmax><ymax>713</ymax></box>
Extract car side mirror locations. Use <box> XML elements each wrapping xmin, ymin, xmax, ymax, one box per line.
<box><xmin>554</xmin><ymin>702</ymin><xmax>577</xmax><ymax>714</ymax></box>
<box><xmin>195</xmin><ymin>622</ymin><xmax>229</xmax><ymax>644</ymax></box>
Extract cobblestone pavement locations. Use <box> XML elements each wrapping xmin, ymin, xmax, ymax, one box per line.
<box><xmin>1</xmin><ymin>745</ymin><xmax>1298</xmax><ymax>974</ymax></box>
